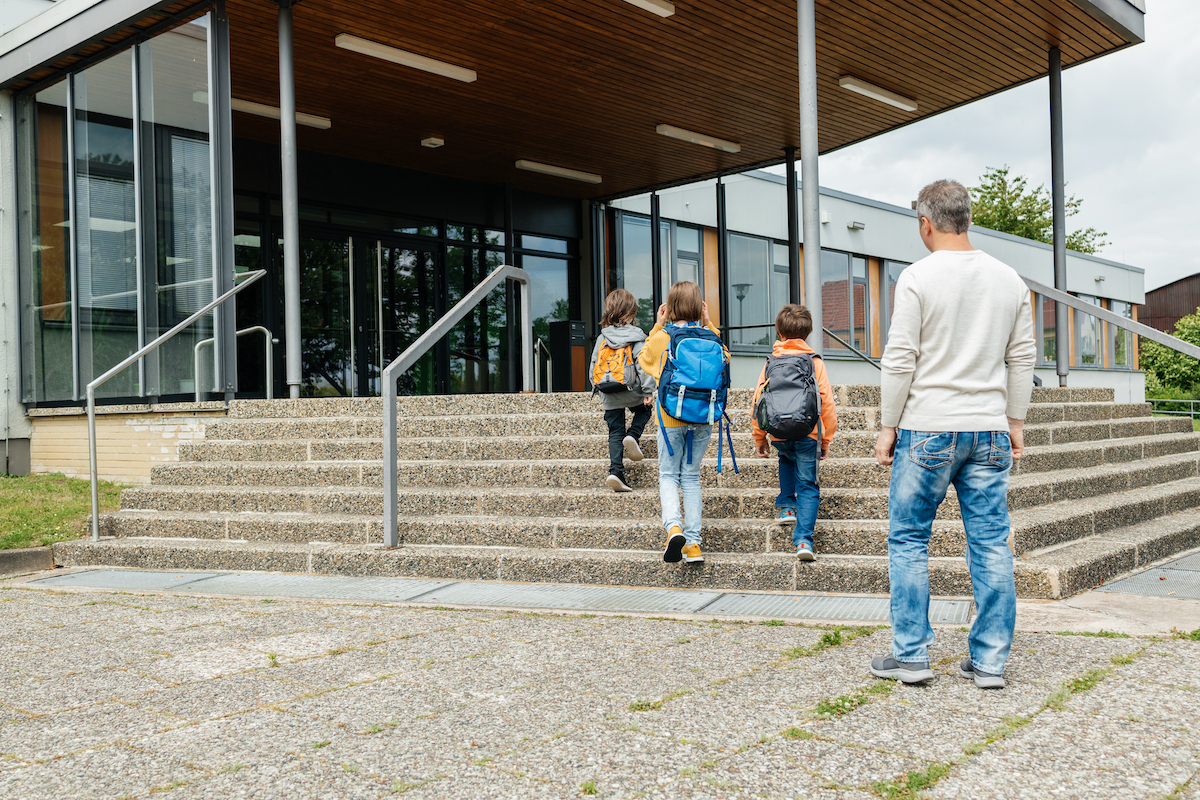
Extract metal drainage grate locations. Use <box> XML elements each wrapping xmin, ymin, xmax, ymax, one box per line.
<box><xmin>30</xmin><ymin>570</ymin><xmax>223</xmax><ymax>592</ymax></box>
<box><xmin>1167</xmin><ymin>552</ymin><xmax>1200</xmax><ymax>572</ymax></box>
<box><xmin>170</xmin><ymin>573</ymin><xmax>454</xmax><ymax>602</ymax></box>
<box><xmin>701</xmin><ymin>593</ymin><xmax>971</xmax><ymax>623</ymax></box>
<box><xmin>1096</xmin><ymin>566</ymin><xmax>1200</xmax><ymax>600</ymax></box>
<box><xmin>411</xmin><ymin>582</ymin><xmax>722</xmax><ymax>614</ymax></box>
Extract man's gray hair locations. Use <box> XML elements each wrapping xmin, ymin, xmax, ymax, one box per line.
<box><xmin>916</xmin><ymin>180</ymin><xmax>972</xmax><ymax>235</ymax></box>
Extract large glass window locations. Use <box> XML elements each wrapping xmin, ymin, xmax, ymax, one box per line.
<box><xmin>612</xmin><ymin>214</ymin><xmax>657</xmax><ymax>329</ymax></box>
<box><xmin>1074</xmin><ymin>294</ymin><xmax>1101</xmax><ymax>366</ymax></box>
<box><xmin>74</xmin><ymin>50</ymin><xmax>139</xmax><ymax>398</ymax></box>
<box><xmin>881</xmin><ymin>260</ymin><xmax>908</xmax><ymax>348</ymax></box>
<box><xmin>727</xmin><ymin>233</ymin><xmax>771</xmax><ymax>347</ymax></box>
<box><xmin>1111</xmin><ymin>300</ymin><xmax>1134</xmax><ymax>369</ymax></box>
<box><xmin>17</xmin><ymin>81</ymin><xmax>74</xmax><ymax>403</ymax></box>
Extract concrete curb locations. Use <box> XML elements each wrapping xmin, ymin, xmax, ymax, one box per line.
<box><xmin>0</xmin><ymin>546</ymin><xmax>54</xmax><ymax>578</ymax></box>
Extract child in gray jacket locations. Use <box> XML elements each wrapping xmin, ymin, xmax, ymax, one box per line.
<box><xmin>590</xmin><ymin>289</ymin><xmax>657</xmax><ymax>492</ymax></box>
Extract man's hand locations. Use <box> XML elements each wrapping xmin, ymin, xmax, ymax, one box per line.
<box><xmin>875</xmin><ymin>427</ymin><xmax>897</xmax><ymax>466</ymax></box>
<box><xmin>1007</xmin><ymin>417</ymin><xmax>1024</xmax><ymax>460</ymax></box>
<box><xmin>701</xmin><ymin>301</ymin><xmax>711</xmax><ymax>328</ymax></box>
<box><xmin>755</xmin><ymin>442</ymin><xmax>771</xmax><ymax>458</ymax></box>
<box><xmin>656</xmin><ymin>303</ymin><xmax>668</xmax><ymax>325</ymax></box>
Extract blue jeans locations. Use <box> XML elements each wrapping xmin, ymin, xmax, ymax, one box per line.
<box><xmin>773</xmin><ymin>438</ymin><xmax>820</xmax><ymax>549</ymax></box>
<box><xmin>658</xmin><ymin>424</ymin><xmax>712</xmax><ymax>545</ymax></box>
<box><xmin>888</xmin><ymin>429</ymin><xmax>1015</xmax><ymax>675</ymax></box>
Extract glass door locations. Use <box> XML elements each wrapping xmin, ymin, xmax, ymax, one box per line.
<box><xmin>355</xmin><ymin>239</ymin><xmax>439</xmax><ymax>396</ymax></box>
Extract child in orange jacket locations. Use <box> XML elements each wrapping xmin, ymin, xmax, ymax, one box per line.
<box><xmin>752</xmin><ymin>304</ymin><xmax>837</xmax><ymax>561</ymax></box>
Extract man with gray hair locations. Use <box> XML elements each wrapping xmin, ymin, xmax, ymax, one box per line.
<box><xmin>870</xmin><ymin>179</ymin><xmax>1036</xmax><ymax>689</ymax></box>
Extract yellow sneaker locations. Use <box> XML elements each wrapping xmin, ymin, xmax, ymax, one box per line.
<box><xmin>682</xmin><ymin>543</ymin><xmax>704</xmax><ymax>564</ymax></box>
<box><xmin>663</xmin><ymin>526</ymin><xmax>685</xmax><ymax>563</ymax></box>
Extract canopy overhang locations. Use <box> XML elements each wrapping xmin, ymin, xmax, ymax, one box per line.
<box><xmin>1</xmin><ymin>0</ymin><xmax>1146</xmax><ymax>201</ymax></box>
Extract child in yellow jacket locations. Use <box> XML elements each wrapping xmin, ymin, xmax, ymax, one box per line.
<box><xmin>639</xmin><ymin>281</ymin><xmax>723</xmax><ymax>565</ymax></box>
<box><xmin>752</xmin><ymin>304</ymin><xmax>837</xmax><ymax>561</ymax></box>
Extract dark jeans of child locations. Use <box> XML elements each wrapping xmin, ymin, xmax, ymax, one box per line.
<box><xmin>604</xmin><ymin>405</ymin><xmax>652</xmax><ymax>479</ymax></box>
<box><xmin>773</xmin><ymin>437</ymin><xmax>821</xmax><ymax>548</ymax></box>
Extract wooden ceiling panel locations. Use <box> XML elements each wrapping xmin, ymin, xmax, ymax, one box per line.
<box><xmin>224</xmin><ymin>0</ymin><xmax>1137</xmax><ymax>200</ymax></box>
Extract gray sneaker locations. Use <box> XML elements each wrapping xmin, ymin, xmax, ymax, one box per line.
<box><xmin>959</xmin><ymin>657</ymin><xmax>1005</xmax><ymax>689</ymax></box>
<box><xmin>870</xmin><ymin>656</ymin><xmax>935</xmax><ymax>684</ymax></box>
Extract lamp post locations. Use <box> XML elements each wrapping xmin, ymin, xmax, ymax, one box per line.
<box><xmin>733</xmin><ymin>283</ymin><xmax>751</xmax><ymax>346</ymax></box>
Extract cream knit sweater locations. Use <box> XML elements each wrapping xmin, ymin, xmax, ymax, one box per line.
<box><xmin>880</xmin><ymin>249</ymin><xmax>1037</xmax><ymax>432</ymax></box>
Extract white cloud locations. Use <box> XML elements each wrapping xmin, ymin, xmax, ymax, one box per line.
<box><xmin>789</xmin><ymin>0</ymin><xmax>1200</xmax><ymax>290</ymax></box>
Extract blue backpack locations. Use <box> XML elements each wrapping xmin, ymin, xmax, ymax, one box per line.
<box><xmin>655</xmin><ymin>323</ymin><xmax>738</xmax><ymax>473</ymax></box>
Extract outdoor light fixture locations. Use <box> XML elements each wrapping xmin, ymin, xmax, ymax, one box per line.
<box><xmin>655</xmin><ymin>124</ymin><xmax>741</xmax><ymax>153</ymax></box>
<box><xmin>421</xmin><ymin>137</ymin><xmax>445</xmax><ymax>148</ymax></box>
<box><xmin>515</xmin><ymin>159</ymin><xmax>602</xmax><ymax>184</ymax></box>
<box><xmin>192</xmin><ymin>92</ymin><xmax>331</xmax><ymax>129</ymax></box>
<box><xmin>847</xmin><ymin>220</ymin><xmax>866</xmax><ymax>230</ymax></box>
<box><xmin>838</xmin><ymin>76</ymin><xmax>918</xmax><ymax>112</ymax></box>
<box><xmin>335</xmin><ymin>34</ymin><xmax>477</xmax><ymax>83</ymax></box>
<box><xmin>622</xmin><ymin>0</ymin><xmax>675</xmax><ymax>17</ymax></box>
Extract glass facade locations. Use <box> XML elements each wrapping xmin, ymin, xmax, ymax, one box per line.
<box><xmin>16</xmin><ymin>19</ymin><xmax>217</xmax><ymax>404</ymax></box>
<box><xmin>1074</xmin><ymin>294</ymin><xmax>1102</xmax><ymax>366</ymax></box>
<box><xmin>820</xmin><ymin>249</ymin><xmax>869</xmax><ymax>355</ymax></box>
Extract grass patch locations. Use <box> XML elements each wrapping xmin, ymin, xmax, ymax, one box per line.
<box><xmin>1172</xmin><ymin>627</ymin><xmax>1200</xmax><ymax>641</ymax></box>
<box><xmin>0</xmin><ymin>473</ymin><xmax>126</xmax><ymax>550</ymax></box>
<box><xmin>963</xmin><ymin>715</ymin><xmax>1030</xmax><ymax>755</ymax></box>
<box><xmin>813</xmin><ymin>682</ymin><xmax>891</xmax><ymax>718</ymax></box>
<box><xmin>782</xmin><ymin>726</ymin><xmax>815</xmax><ymax>740</ymax></box>
<box><xmin>1043</xmin><ymin>668</ymin><xmax>1110</xmax><ymax>711</ymax></box>
<box><xmin>580</xmin><ymin>779</ymin><xmax>599</xmax><ymax>795</ymax></box>
<box><xmin>870</xmin><ymin>762</ymin><xmax>953</xmax><ymax>800</ymax></box>
<box><xmin>784</xmin><ymin>625</ymin><xmax>883</xmax><ymax>660</ymax></box>
<box><xmin>1054</xmin><ymin>629</ymin><xmax>1130</xmax><ymax>638</ymax></box>
<box><xmin>311</xmin><ymin>740</ymin><xmax>331</xmax><ymax>749</ymax></box>
<box><xmin>266</xmin><ymin>653</ymin><xmax>280</xmax><ymax>668</ymax></box>
<box><xmin>1111</xmin><ymin>653</ymin><xmax>1140</xmax><ymax>666</ymax></box>
<box><xmin>761</xmin><ymin>619</ymin><xmax>786</xmax><ymax>626</ymax></box>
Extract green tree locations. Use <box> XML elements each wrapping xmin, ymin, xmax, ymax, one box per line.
<box><xmin>1140</xmin><ymin>309</ymin><xmax>1200</xmax><ymax>395</ymax></box>
<box><xmin>970</xmin><ymin>166</ymin><xmax>1108</xmax><ymax>254</ymax></box>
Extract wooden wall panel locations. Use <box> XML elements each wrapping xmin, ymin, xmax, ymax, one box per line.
<box><xmin>703</xmin><ymin>227</ymin><xmax>720</xmax><ymax>328</ymax></box>
<box><xmin>868</xmin><ymin>257</ymin><xmax>882</xmax><ymax>358</ymax></box>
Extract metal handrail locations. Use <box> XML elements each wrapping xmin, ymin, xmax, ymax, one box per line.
<box><xmin>1148</xmin><ymin>399</ymin><xmax>1200</xmax><ymax>419</ymax></box>
<box><xmin>381</xmin><ymin>265</ymin><xmax>532</xmax><ymax>547</ymax></box>
<box><xmin>1023</xmin><ymin>277</ymin><xmax>1200</xmax><ymax>360</ymax></box>
<box><xmin>534</xmin><ymin>337</ymin><xmax>554</xmax><ymax>393</ymax></box>
<box><xmin>724</xmin><ymin>322</ymin><xmax>880</xmax><ymax>369</ymax></box>
<box><xmin>194</xmin><ymin>326</ymin><xmax>277</xmax><ymax>402</ymax></box>
<box><xmin>87</xmin><ymin>270</ymin><xmax>267</xmax><ymax>541</ymax></box>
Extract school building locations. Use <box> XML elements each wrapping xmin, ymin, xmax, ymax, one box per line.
<box><xmin>0</xmin><ymin>0</ymin><xmax>1148</xmax><ymax>479</ymax></box>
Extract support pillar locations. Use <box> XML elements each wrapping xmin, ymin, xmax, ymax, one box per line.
<box><xmin>505</xmin><ymin>182</ymin><xmax>516</xmax><ymax>393</ymax></box>
<box><xmin>650</xmin><ymin>192</ymin><xmax>663</xmax><ymax>311</ymax></box>
<box><xmin>208</xmin><ymin>2</ymin><xmax>237</xmax><ymax>402</ymax></box>
<box><xmin>1050</xmin><ymin>45</ymin><xmax>1068</xmax><ymax>387</ymax></box>
<box><xmin>798</xmin><ymin>0</ymin><xmax>822</xmax><ymax>354</ymax></box>
<box><xmin>716</xmin><ymin>179</ymin><xmax>730</xmax><ymax>346</ymax></box>
<box><xmin>784</xmin><ymin>146</ymin><xmax>801</xmax><ymax>306</ymax></box>
<box><xmin>278</xmin><ymin>1</ymin><xmax>302</xmax><ymax>399</ymax></box>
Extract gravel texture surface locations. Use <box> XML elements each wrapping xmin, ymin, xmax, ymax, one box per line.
<box><xmin>0</xmin><ymin>583</ymin><xmax>1197</xmax><ymax>799</ymax></box>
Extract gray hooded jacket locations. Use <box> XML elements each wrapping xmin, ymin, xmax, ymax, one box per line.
<box><xmin>589</xmin><ymin>324</ymin><xmax>657</xmax><ymax>410</ymax></box>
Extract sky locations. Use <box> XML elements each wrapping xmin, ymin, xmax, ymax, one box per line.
<box><xmin>772</xmin><ymin>0</ymin><xmax>1200</xmax><ymax>292</ymax></box>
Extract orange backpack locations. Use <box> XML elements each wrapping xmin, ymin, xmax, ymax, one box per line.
<box><xmin>592</xmin><ymin>341</ymin><xmax>637</xmax><ymax>394</ymax></box>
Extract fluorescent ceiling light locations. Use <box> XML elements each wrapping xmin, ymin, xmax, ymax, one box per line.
<box><xmin>193</xmin><ymin>91</ymin><xmax>331</xmax><ymax>129</ymax></box>
<box><xmin>515</xmin><ymin>159</ymin><xmax>602</xmax><ymax>184</ymax></box>
<box><xmin>838</xmin><ymin>76</ymin><xmax>918</xmax><ymax>112</ymax></box>
<box><xmin>656</xmin><ymin>123</ymin><xmax>741</xmax><ymax>153</ymax></box>
<box><xmin>622</xmin><ymin>0</ymin><xmax>675</xmax><ymax>17</ymax></box>
<box><xmin>335</xmin><ymin>34</ymin><xmax>477</xmax><ymax>83</ymax></box>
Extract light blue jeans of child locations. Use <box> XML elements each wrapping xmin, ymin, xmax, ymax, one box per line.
<box><xmin>888</xmin><ymin>429</ymin><xmax>1015</xmax><ymax>675</ymax></box>
<box><xmin>658</xmin><ymin>423</ymin><xmax>713</xmax><ymax>545</ymax></box>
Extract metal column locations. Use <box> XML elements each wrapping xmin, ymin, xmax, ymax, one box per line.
<box><xmin>208</xmin><ymin>2</ymin><xmax>237</xmax><ymax>401</ymax></box>
<box><xmin>1050</xmin><ymin>45</ymin><xmax>1069</xmax><ymax>387</ymax></box>
<box><xmin>784</xmin><ymin>146</ymin><xmax>801</xmax><ymax>306</ymax></box>
<box><xmin>66</xmin><ymin>73</ymin><xmax>81</xmax><ymax>400</ymax></box>
<box><xmin>278</xmin><ymin>1</ymin><xmax>302</xmax><ymax>399</ymax></box>
<box><xmin>716</xmin><ymin>179</ymin><xmax>730</xmax><ymax>346</ymax></box>
<box><xmin>798</xmin><ymin>0</ymin><xmax>822</xmax><ymax>354</ymax></box>
<box><xmin>650</xmin><ymin>192</ymin><xmax>663</xmax><ymax>311</ymax></box>
<box><xmin>505</xmin><ymin>182</ymin><xmax>516</xmax><ymax>392</ymax></box>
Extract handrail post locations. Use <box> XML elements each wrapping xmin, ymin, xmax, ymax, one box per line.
<box><xmin>87</xmin><ymin>386</ymin><xmax>99</xmax><ymax>541</ymax></box>
<box><xmin>520</xmin><ymin>278</ymin><xmax>533</xmax><ymax>392</ymax></box>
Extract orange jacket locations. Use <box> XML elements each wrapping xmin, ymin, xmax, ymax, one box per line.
<box><xmin>751</xmin><ymin>338</ymin><xmax>837</xmax><ymax>450</ymax></box>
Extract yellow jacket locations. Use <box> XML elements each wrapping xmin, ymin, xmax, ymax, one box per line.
<box><xmin>638</xmin><ymin>321</ymin><xmax>723</xmax><ymax>428</ymax></box>
<box><xmin>750</xmin><ymin>338</ymin><xmax>838</xmax><ymax>451</ymax></box>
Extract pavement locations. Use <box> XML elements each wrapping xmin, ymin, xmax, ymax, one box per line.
<box><xmin>0</xmin><ymin>567</ymin><xmax>1198</xmax><ymax>799</ymax></box>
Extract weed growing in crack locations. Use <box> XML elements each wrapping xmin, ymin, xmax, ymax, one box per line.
<box><xmin>813</xmin><ymin>682</ymin><xmax>891</xmax><ymax>718</ymax></box>
<box><xmin>580</xmin><ymin>779</ymin><xmax>599</xmax><ymax>795</ymax></box>
<box><xmin>782</xmin><ymin>727</ymin><xmax>814</xmax><ymax>740</ymax></box>
<box><xmin>869</xmin><ymin>762</ymin><xmax>953</xmax><ymax>800</ymax></box>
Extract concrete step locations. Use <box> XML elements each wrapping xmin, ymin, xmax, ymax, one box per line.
<box><xmin>222</xmin><ymin>385</ymin><xmax>1116</xmax><ymax>420</ymax></box>
<box><xmin>157</xmin><ymin>432</ymin><xmax>1200</xmax><ymax>491</ymax></box>
<box><xmin>50</xmin><ymin>537</ymin><xmax>1057</xmax><ymax>598</ymax></box>
<box><xmin>179</xmin><ymin>416</ymin><xmax>1193</xmax><ymax>463</ymax></box>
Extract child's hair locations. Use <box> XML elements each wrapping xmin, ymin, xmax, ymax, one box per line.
<box><xmin>664</xmin><ymin>281</ymin><xmax>703</xmax><ymax>323</ymax></box>
<box><xmin>600</xmin><ymin>288</ymin><xmax>638</xmax><ymax>328</ymax></box>
<box><xmin>776</xmin><ymin>304</ymin><xmax>813</xmax><ymax>341</ymax></box>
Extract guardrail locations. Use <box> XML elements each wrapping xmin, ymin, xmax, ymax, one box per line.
<box><xmin>86</xmin><ymin>270</ymin><xmax>267</xmax><ymax>542</ymax></box>
<box><xmin>381</xmin><ymin>265</ymin><xmax>532</xmax><ymax>547</ymax></box>
<box><xmin>1148</xmin><ymin>399</ymin><xmax>1200</xmax><ymax>419</ymax></box>
<box><xmin>534</xmin><ymin>337</ymin><xmax>554</xmax><ymax>393</ymax></box>
<box><xmin>722</xmin><ymin>323</ymin><xmax>881</xmax><ymax>369</ymax></box>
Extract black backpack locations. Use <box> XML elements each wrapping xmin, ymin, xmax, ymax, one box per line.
<box><xmin>753</xmin><ymin>353</ymin><xmax>822</xmax><ymax>441</ymax></box>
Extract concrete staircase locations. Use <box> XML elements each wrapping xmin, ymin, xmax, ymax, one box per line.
<box><xmin>56</xmin><ymin>386</ymin><xmax>1200</xmax><ymax>599</ymax></box>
